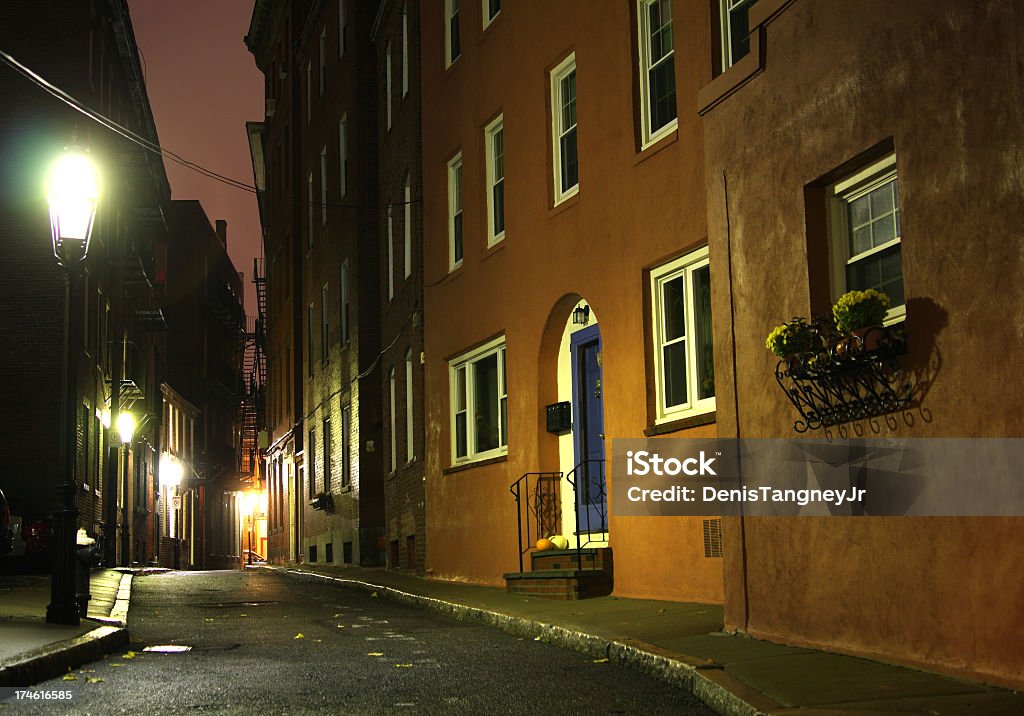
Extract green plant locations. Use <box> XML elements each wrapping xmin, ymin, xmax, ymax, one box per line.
<box><xmin>832</xmin><ymin>289</ymin><xmax>891</xmax><ymax>333</ymax></box>
<box><xmin>765</xmin><ymin>319</ymin><xmax>818</xmax><ymax>358</ymax></box>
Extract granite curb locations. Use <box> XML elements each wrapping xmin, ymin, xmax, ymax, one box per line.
<box><xmin>0</xmin><ymin>572</ymin><xmax>134</xmax><ymax>687</ymax></box>
<box><xmin>267</xmin><ymin>566</ymin><xmax>766</xmax><ymax>716</ymax></box>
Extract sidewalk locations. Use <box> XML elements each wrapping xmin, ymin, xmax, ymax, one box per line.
<box><xmin>0</xmin><ymin>569</ymin><xmax>134</xmax><ymax>686</ymax></box>
<box><xmin>266</xmin><ymin>564</ymin><xmax>1024</xmax><ymax>715</ymax></box>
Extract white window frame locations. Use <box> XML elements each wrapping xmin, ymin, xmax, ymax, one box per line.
<box><xmin>340</xmin><ymin>402</ymin><xmax>351</xmax><ymax>487</ymax></box>
<box><xmin>389</xmin><ymin>366</ymin><xmax>397</xmax><ymax>474</ymax></box>
<box><xmin>403</xmin><ymin>175</ymin><xmax>412</xmax><ymax>278</ymax></box>
<box><xmin>319</xmin><ymin>146</ymin><xmax>328</xmax><ymax>225</ymax></box>
<box><xmin>650</xmin><ymin>246</ymin><xmax>716</xmax><ymax>423</ymax></box>
<box><xmin>445</xmin><ymin>0</ymin><xmax>460</xmax><ymax>67</ymax></box>
<box><xmin>402</xmin><ymin>5</ymin><xmax>409</xmax><ymax>96</ymax></box>
<box><xmin>447</xmin><ymin>152</ymin><xmax>463</xmax><ymax>271</ymax></box>
<box><xmin>319</xmin><ymin>28</ymin><xmax>327</xmax><ymax>95</ymax></box>
<box><xmin>828</xmin><ymin>153</ymin><xmax>905</xmax><ymax>323</ymax></box>
<box><xmin>637</xmin><ymin>0</ymin><xmax>677</xmax><ymax>149</ymax></box>
<box><xmin>482</xmin><ymin>0</ymin><xmax>500</xmax><ymax>29</ymax></box>
<box><xmin>323</xmin><ymin>417</ymin><xmax>332</xmax><ymax>490</ymax></box>
<box><xmin>338</xmin><ymin>0</ymin><xmax>347</xmax><ymax>59</ymax></box>
<box><xmin>307</xmin><ymin>172</ymin><xmax>314</xmax><ymax>247</ymax></box>
<box><xmin>338</xmin><ymin>115</ymin><xmax>347</xmax><ymax>198</ymax></box>
<box><xmin>385</xmin><ymin>41</ymin><xmax>392</xmax><ymax>131</ymax></box>
<box><xmin>340</xmin><ymin>260</ymin><xmax>350</xmax><ymax>344</ymax></box>
<box><xmin>550</xmin><ymin>53</ymin><xmax>579</xmax><ymax>205</ymax></box>
<box><xmin>720</xmin><ymin>0</ymin><xmax>757</xmax><ymax>70</ymax></box>
<box><xmin>387</xmin><ymin>205</ymin><xmax>394</xmax><ymax>300</ymax></box>
<box><xmin>306</xmin><ymin>60</ymin><xmax>312</xmax><ymax>123</ymax></box>
<box><xmin>307</xmin><ymin>303</ymin><xmax>314</xmax><ymax>377</ymax></box>
<box><xmin>449</xmin><ymin>336</ymin><xmax>507</xmax><ymax>464</ymax></box>
<box><xmin>405</xmin><ymin>348</ymin><xmax>414</xmax><ymax>462</ymax></box>
<box><xmin>485</xmin><ymin>115</ymin><xmax>505</xmax><ymax>246</ymax></box>
<box><xmin>320</xmin><ymin>282</ymin><xmax>329</xmax><ymax>364</ymax></box>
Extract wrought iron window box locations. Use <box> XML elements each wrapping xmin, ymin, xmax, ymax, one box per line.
<box><xmin>775</xmin><ymin>325</ymin><xmax>908</xmax><ymax>433</ymax></box>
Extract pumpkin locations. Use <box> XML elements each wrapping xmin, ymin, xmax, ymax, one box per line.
<box><xmin>548</xmin><ymin>535</ymin><xmax>569</xmax><ymax>550</ymax></box>
<box><xmin>535</xmin><ymin>538</ymin><xmax>554</xmax><ymax>551</ymax></box>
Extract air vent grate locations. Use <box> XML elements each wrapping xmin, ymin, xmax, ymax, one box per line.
<box><xmin>703</xmin><ymin>518</ymin><xmax>723</xmax><ymax>558</ymax></box>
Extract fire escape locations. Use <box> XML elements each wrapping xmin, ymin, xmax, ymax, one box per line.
<box><xmin>238</xmin><ymin>258</ymin><xmax>267</xmax><ymax>477</ymax></box>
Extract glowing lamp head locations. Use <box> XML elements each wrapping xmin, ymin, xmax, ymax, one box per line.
<box><xmin>242</xmin><ymin>491</ymin><xmax>259</xmax><ymax>515</ymax></box>
<box><xmin>47</xmin><ymin>150</ymin><xmax>100</xmax><ymax>261</ymax></box>
<box><xmin>116</xmin><ymin>411</ymin><xmax>135</xmax><ymax>444</ymax></box>
<box><xmin>159</xmin><ymin>453</ymin><xmax>183</xmax><ymax>488</ymax></box>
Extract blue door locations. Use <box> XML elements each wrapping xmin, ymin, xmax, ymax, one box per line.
<box><xmin>571</xmin><ymin>324</ymin><xmax>608</xmax><ymax>534</ymax></box>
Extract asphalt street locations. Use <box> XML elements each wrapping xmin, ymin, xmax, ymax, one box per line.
<box><xmin>6</xmin><ymin>570</ymin><xmax>717</xmax><ymax>715</ymax></box>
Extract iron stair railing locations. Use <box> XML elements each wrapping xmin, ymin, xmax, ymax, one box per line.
<box><xmin>509</xmin><ymin>472</ymin><xmax>562</xmax><ymax>573</ymax></box>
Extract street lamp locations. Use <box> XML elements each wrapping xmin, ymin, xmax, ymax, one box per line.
<box><xmin>159</xmin><ymin>453</ymin><xmax>183</xmax><ymax>568</ymax></box>
<box><xmin>45</xmin><ymin>145</ymin><xmax>100</xmax><ymax>626</ymax></box>
<box><xmin>242</xmin><ymin>491</ymin><xmax>258</xmax><ymax>565</ymax></box>
<box><xmin>116</xmin><ymin>412</ymin><xmax>135</xmax><ymax>566</ymax></box>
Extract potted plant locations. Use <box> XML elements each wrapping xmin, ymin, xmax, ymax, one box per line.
<box><xmin>765</xmin><ymin>318</ymin><xmax>821</xmax><ymax>373</ymax></box>
<box><xmin>832</xmin><ymin>289</ymin><xmax>891</xmax><ymax>352</ymax></box>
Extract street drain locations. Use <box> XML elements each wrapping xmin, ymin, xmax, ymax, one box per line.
<box><xmin>143</xmin><ymin>645</ymin><xmax>192</xmax><ymax>653</ymax></box>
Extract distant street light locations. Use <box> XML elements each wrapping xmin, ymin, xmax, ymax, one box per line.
<box><xmin>45</xmin><ymin>143</ymin><xmax>100</xmax><ymax>626</ymax></box>
<box><xmin>242</xmin><ymin>491</ymin><xmax>258</xmax><ymax>565</ymax></box>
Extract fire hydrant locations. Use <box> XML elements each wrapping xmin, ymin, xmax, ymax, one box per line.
<box><xmin>75</xmin><ymin>528</ymin><xmax>96</xmax><ymax>618</ymax></box>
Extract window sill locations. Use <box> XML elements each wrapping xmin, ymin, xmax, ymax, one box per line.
<box><xmin>339</xmin><ymin>484</ymin><xmax>352</xmax><ymax>494</ymax></box>
<box><xmin>634</xmin><ymin>127</ymin><xmax>678</xmax><ymax>166</ymax></box>
<box><xmin>481</xmin><ymin>239</ymin><xmax>505</xmax><ymax>263</ymax></box>
<box><xmin>443</xmin><ymin>453</ymin><xmax>507</xmax><ymax>475</ymax></box>
<box><xmin>551</xmin><ymin>187</ymin><xmax>580</xmax><ymax>216</ymax></box>
<box><xmin>645</xmin><ymin>411</ymin><xmax>716</xmax><ymax>436</ymax></box>
<box><xmin>698</xmin><ymin>29</ymin><xmax>764</xmax><ymax>116</ymax></box>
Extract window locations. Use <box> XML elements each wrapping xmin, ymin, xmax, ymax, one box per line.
<box><xmin>385</xmin><ymin>41</ymin><xmax>392</xmax><ymax>131</ymax></box>
<box><xmin>341</xmin><ymin>402</ymin><xmax>351</xmax><ymax>487</ymax></box>
<box><xmin>403</xmin><ymin>176</ymin><xmax>411</xmax><ymax>278</ymax></box>
<box><xmin>448</xmin><ymin>153</ymin><xmax>463</xmax><ymax>270</ymax></box>
<box><xmin>319</xmin><ymin>28</ymin><xmax>327</xmax><ymax>95</ymax></box>
<box><xmin>338</xmin><ymin>115</ymin><xmax>347</xmax><ymax>198</ymax></box>
<box><xmin>402</xmin><ymin>4</ymin><xmax>409</xmax><ymax>96</ymax></box>
<box><xmin>829</xmin><ymin>154</ymin><xmax>905</xmax><ymax>320</ymax></box>
<box><xmin>320</xmin><ymin>283</ymin><xmax>329</xmax><ymax>363</ymax></box>
<box><xmin>389</xmin><ymin>367</ymin><xmax>397</xmax><ymax>473</ymax></box>
<box><xmin>449</xmin><ymin>336</ymin><xmax>507</xmax><ymax>463</ymax></box>
<box><xmin>307</xmin><ymin>303</ymin><xmax>314</xmax><ymax>377</ymax></box>
<box><xmin>323</xmin><ymin>417</ymin><xmax>332</xmax><ymax>491</ymax></box>
<box><xmin>637</xmin><ymin>0</ymin><xmax>677</xmax><ymax>147</ymax></box>
<box><xmin>446</xmin><ymin>0</ymin><xmax>460</xmax><ymax>66</ymax></box>
<box><xmin>651</xmin><ymin>247</ymin><xmax>715</xmax><ymax>422</ymax></box>
<box><xmin>338</xmin><ymin>0</ymin><xmax>346</xmax><ymax>58</ymax></box>
<box><xmin>308</xmin><ymin>432</ymin><xmax>316</xmax><ymax>496</ymax></box>
<box><xmin>482</xmin><ymin>0</ymin><xmax>500</xmax><ymax>28</ymax></box>
<box><xmin>387</xmin><ymin>206</ymin><xmax>394</xmax><ymax>300</ymax></box>
<box><xmin>405</xmin><ymin>348</ymin><xmax>414</xmax><ymax>461</ymax></box>
<box><xmin>307</xmin><ymin>173</ymin><xmax>314</xmax><ymax>247</ymax></box>
<box><xmin>320</xmin><ymin>146</ymin><xmax>328</xmax><ymax>225</ymax></box>
<box><xmin>485</xmin><ymin>115</ymin><xmax>505</xmax><ymax>244</ymax></box>
<box><xmin>720</xmin><ymin>0</ymin><xmax>757</xmax><ymax>69</ymax></box>
<box><xmin>550</xmin><ymin>53</ymin><xmax>578</xmax><ymax>204</ymax></box>
<box><xmin>340</xmin><ymin>261</ymin><xmax>350</xmax><ymax>343</ymax></box>
<box><xmin>306</xmin><ymin>60</ymin><xmax>312</xmax><ymax>122</ymax></box>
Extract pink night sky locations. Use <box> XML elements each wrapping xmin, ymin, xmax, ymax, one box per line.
<box><xmin>128</xmin><ymin>1</ymin><xmax>264</xmax><ymax>313</ymax></box>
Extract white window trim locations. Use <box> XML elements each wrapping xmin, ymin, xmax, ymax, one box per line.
<box><xmin>401</xmin><ymin>5</ymin><xmax>409</xmax><ymax>97</ymax></box>
<box><xmin>339</xmin><ymin>115</ymin><xmax>348</xmax><ymax>198</ymax></box>
<box><xmin>550</xmin><ymin>53</ymin><xmax>579</xmax><ymax>206</ymax></box>
<box><xmin>307</xmin><ymin>173</ymin><xmax>314</xmax><ymax>247</ymax></box>
<box><xmin>637</xmin><ymin>0</ymin><xmax>677</xmax><ymax>149</ymax></box>
<box><xmin>389</xmin><ymin>367</ymin><xmax>397</xmax><ymax>474</ymax></box>
<box><xmin>447</xmin><ymin>152</ymin><xmax>463</xmax><ymax>271</ymax></box>
<box><xmin>321</xmin><ymin>283</ymin><xmax>329</xmax><ymax>363</ymax></box>
<box><xmin>338</xmin><ymin>0</ymin><xmax>347</xmax><ymax>59</ymax></box>
<box><xmin>403</xmin><ymin>176</ymin><xmax>412</xmax><ymax>278</ymax></box>
<box><xmin>482</xmin><ymin>0</ymin><xmax>500</xmax><ymax>29</ymax></box>
<box><xmin>306</xmin><ymin>60</ymin><xmax>312</xmax><ymax>123</ymax></box>
<box><xmin>387</xmin><ymin>206</ymin><xmax>394</xmax><ymax>300</ymax></box>
<box><xmin>449</xmin><ymin>335</ymin><xmax>507</xmax><ymax>465</ymax></box>
<box><xmin>319</xmin><ymin>146</ymin><xmax>328</xmax><ymax>225</ymax></box>
<box><xmin>445</xmin><ymin>0</ymin><xmax>460</xmax><ymax>67</ymax></box>
<box><xmin>405</xmin><ymin>349</ymin><xmax>414</xmax><ymax>462</ymax></box>
<box><xmin>319</xmin><ymin>28</ymin><xmax>327</xmax><ymax>96</ymax></box>
<box><xmin>828</xmin><ymin>153</ymin><xmax>905</xmax><ymax>324</ymax></box>
<box><xmin>340</xmin><ymin>260</ymin><xmax>350</xmax><ymax>344</ymax></box>
<box><xmin>485</xmin><ymin>115</ymin><xmax>505</xmax><ymax>246</ymax></box>
<box><xmin>720</xmin><ymin>0</ymin><xmax>755</xmax><ymax>70</ymax></box>
<box><xmin>650</xmin><ymin>246</ymin><xmax>716</xmax><ymax>423</ymax></box>
<box><xmin>385</xmin><ymin>41</ymin><xmax>392</xmax><ymax>131</ymax></box>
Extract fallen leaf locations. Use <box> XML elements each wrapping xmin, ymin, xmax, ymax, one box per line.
<box><xmin>62</xmin><ymin>674</ymin><xmax>78</xmax><ymax>681</ymax></box>
<box><xmin>121</xmin><ymin>652</ymin><xmax>137</xmax><ymax>659</ymax></box>
<box><xmin>294</xmin><ymin>633</ymin><xmax>305</xmax><ymax>639</ymax></box>
<box><xmin>86</xmin><ymin>677</ymin><xmax>104</xmax><ymax>684</ymax></box>
<box><xmin>395</xmin><ymin>663</ymin><xmax>413</xmax><ymax>668</ymax></box>
<box><xmin>367</xmin><ymin>652</ymin><xmax>384</xmax><ymax>657</ymax></box>
<box><xmin>110</xmin><ymin>663</ymin><xmax>125</xmax><ymax>667</ymax></box>
<box><xmin>533</xmin><ymin>636</ymin><xmax>542</xmax><ymax>641</ymax></box>
<box><xmin>240</xmin><ymin>614</ymin><xmax>248</xmax><ymax>618</ymax></box>
<box><xmin>337</xmin><ymin>624</ymin><xmax>345</xmax><ymax>629</ymax></box>
<box><xmin>204</xmin><ymin>618</ymin><xmax>215</xmax><ymax>622</ymax></box>
<box><xmin>313</xmin><ymin>639</ymin><xmax>322</xmax><ymax>643</ymax></box>
<box><xmin>370</xmin><ymin>592</ymin><xmax>379</xmax><ymax>597</ymax></box>
<box><xmin>592</xmin><ymin>658</ymin><xmax>609</xmax><ymax>663</ymax></box>
<box><xmin>333</xmin><ymin>613</ymin><xmax>342</xmax><ymax>618</ymax></box>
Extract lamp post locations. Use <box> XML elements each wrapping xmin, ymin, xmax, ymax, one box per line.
<box><xmin>45</xmin><ymin>146</ymin><xmax>100</xmax><ymax>626</ymax></box>
<box><xmin>242</xmin><ymin>491</ymin><xmax>258</xmax><ymax>566</ymax></box>
<box><xmin>159</xmin><ymin>453</ymin><xmax>183</xmax><ymax>568</ymax></box>
<box><xmin>116</xmin><ymin>412</ymin><xmax>135</xmax><ymax>566</ymax></box>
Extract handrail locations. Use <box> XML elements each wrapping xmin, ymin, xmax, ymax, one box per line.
<box><xmin>510</xmin><ymin>472</ymin><xmax>562</xmax><ymax>573</ymax></box>
<box><xmin>565</xmin><ymin>458</ymin><xmax>607</xmax><ymax>568</ymax></box>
